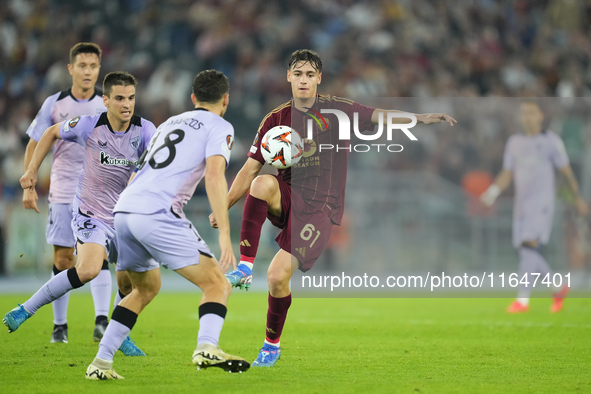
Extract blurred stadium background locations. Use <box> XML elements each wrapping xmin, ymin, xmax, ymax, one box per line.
<box><xmin>1</xmin><ymin>0</ymin><xmax>591</xmax><ymax>289</ymax></box>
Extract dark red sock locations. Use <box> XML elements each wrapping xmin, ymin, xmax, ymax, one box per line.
<box><xmin>240</xmin><ymin>194</ymin><xmax>268</xmax><ymax>263</ymax></box>
<box><xmin>265</xmin><ymin>293</ymin><xmax>292</xmax><ymax>344</ymax></box>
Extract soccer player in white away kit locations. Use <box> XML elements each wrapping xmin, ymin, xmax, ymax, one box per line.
<box><xmin>481</xmin><ymin>101</ymin><xmax>589</xmax><ymax>313</ymax></box>
<box><xmin>85</xmin><ymin>70</ymin><xmax>249</xmax><ymax>380</ymax></box>
<box><xmin>23</xmin><ymin>42</ymin><xmax>111</xmax><ymax>343</ymax></box>
<box><xmin>4</xmin><ymin>72</ymin><xmax>154</xmax><ymax>356</ymax></box>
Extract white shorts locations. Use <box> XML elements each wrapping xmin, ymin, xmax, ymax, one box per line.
<box><xmin>72</xmin><ymin>210</ymin><xmax>118</xmax><ymax>263</ymax></box>
<box><xmin>114</xmin><ymin>210</ymin><xmax>213</xmax><ymax>273</ymax></box>
<box><xmin>46</xmin><ymin>203</ymin><xmax>75</xmax><ymax>248</ymax></box>
<box><xmin>513</xmin><ymin>210</ymin><xmax>553</xmax><ymax>248</ymax></box>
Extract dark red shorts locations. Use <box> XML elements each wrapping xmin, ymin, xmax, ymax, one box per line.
<box><xmin>268</xmin><ymin>175</ymin><xmax>334</xmax><ymax>272</ymax></box>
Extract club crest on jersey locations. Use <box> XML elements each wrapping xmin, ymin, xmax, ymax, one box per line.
<box><xmin>68</xmin><ymin>117</ymin><xmax>80</xmax><ymax>128</ymax></box>
<box><xmin>82</xmin><ymin>230</ymin><xmax>93</xmax><ymax>239</ymax></box>
<box><xmin>130</xmin><ymin>136</ymin><xmax>141</xmax><ymax>150</ymax></box>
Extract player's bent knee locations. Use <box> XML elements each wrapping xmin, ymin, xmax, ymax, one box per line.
<box><xmin>134</xmin><ymin>285</ymin><xmax>159</xmax><ymax>305</ymax></box>
<box><xmin>207</xmin><ymin>269</ymin><xmax>232</xmax><ymax>296</ymax></box>
<box><xmin>250</xmin><ymin>175</ymin><xmax>278</xmax><ymax>201</ymax></box>
<box><xmin>54</xmin><ymin>248</ymin><xmax>75</xmax><ymax>271</ymax></box>
<box><xmin>54</xmin><ymin>256</ymin><xmax>74</xmax><ymax>271</ymax></box>
<box><xmin>76</xmin><ymin>263</ymin><xmax>102</xmax><ymax>284</ymax></box>
<box><xmin>267</xmin><ymin>267</ymin><xmax>290</xmax><ymax>289</ymax></box>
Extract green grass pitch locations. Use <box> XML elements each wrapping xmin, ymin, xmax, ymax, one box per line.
<box><xmin>1</xmin><ymin>292</ymin><xmax>590</xmax><ymax>393</ymax></box>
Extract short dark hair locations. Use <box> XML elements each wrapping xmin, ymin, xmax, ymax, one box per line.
<box><xmin>103</xmin><ymin>71</ymin><xmax>137</xmax><ymax>97</ymax></box>
<box><xmin>69</xmin><ymin>42</ymin><xmax>102</xmax><ymax>64</ymax></box>
<box><xmin>288</xmin><ymin>49</ymin><xmax>322</xmax><ymax>73</ymax></box>
<box><xmin>192</xmin><ymin>70</ymin><xmax>230</xmax><ymax>103</ymax></box>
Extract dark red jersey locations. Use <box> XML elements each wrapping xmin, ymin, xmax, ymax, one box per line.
<box><xmin>248</xmin><ymin>94</ymin><xmax>374</xmax><ymax>225</ymax></box>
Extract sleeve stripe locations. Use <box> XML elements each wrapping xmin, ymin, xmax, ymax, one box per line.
<box><xmin>256</xmin><ymin>101</ymin><xmax>291</xmax><ymax>134</ymax></box>
<box><xmin>332</xmin><ymin>97</ymin><xmax>355</xmax><ymax>105</ymax></box>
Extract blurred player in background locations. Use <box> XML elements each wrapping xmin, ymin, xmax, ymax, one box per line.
<box><xmin>481</xmin><ymin>101</ymin><xmax>589</xmax><ymax>313</ymax></box>
<box><xmin>86</xmin><ymin>70</ymin><xmax>249</xmax><ymax>380</ymax></box>
<box><xmin>4</xmin><ymin>72</ymin><xmax>154</xmax><ymax>357</ymax></box>
<box><xmin>22</xmin><ymin>42</ymin><xmax>111</xmax><ymax>344</ymax></box>
<box><xmin>210</xmin><ymin>49</ymin><xmax>456</xmax><ymax>367</ymax></box>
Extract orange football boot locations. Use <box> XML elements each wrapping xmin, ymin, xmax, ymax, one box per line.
<box><xmin>507</xmin><ymin>300</ymin><xmax>529</xmax><ymax>313</ymax></box>
<box><xmin>550</xmin><ymin>286</ymin><xmax>569</xmax><ymax>313</ymax></box>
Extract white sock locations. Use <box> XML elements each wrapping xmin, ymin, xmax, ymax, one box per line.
<box><xmin>517</xmin><ymin>297</ymin><xmax>529</xmax><ymax>306</ymax></box>
<box><xmin>264</xmin><ymin>339</ymin><xmax>280</xmax><ymax>347</ymax></box>
<box><xmin>197</xmin><ymin>314</ymin><xmax>224</xmax><ymax>347</ymax></box>
<box><xmin>23</xmin><ymin>270</ymin><xmax>77</xmax><ymax>315</ymax></box>
<box><xmin>51</xmin><ymin>271</ymin><xmax>70</xmax><ymax>325</ymax></box>
<box><xmin>96</xmin><ymin>319</ymin><xmax>131</xmax><ymax>363</ymax></box>
<box><xmin>91</xmin><ymin>268</ymin><xmax>112</xmax><ymax>318</ymax></box>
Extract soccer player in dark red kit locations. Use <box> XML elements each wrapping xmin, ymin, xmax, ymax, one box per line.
<box><xmin>210</xmin><ymin>49</ymin><xmax>456</xmax><ymax>367</ymax></box>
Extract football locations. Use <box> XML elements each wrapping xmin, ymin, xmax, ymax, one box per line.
<box><xmin>260</xmin><ymin>125</ymin><xmax>304</xmax><ymax>169</ymax></box>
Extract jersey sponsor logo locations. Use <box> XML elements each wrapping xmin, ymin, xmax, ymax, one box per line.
<box><xmin>226</xmin><ymin>135</ymin><xmax>234</xmax><ymax>150</ymax></box>
<box><xmin>130</xmin><ymin>136</ymin><xmax>141</xmax><ymax>150</ymax></box>
<box><xmin>303</xmin><ymin>139</ymin><xmax>316</xmax><ymax>158</ymax></box>
<box><xmin>68</xmin><ymin>116</ymin><xmax>80</xmax><ymax>128</ymax></box>
<box><xmin>99</xmin><ymin>151</ymin><xmax>137</xmax><ymax>167</ymax></box>
<box><xmin>98</xmin><ymin>140</ymin><xmax>107</xmax><ymax>147</ymax></box>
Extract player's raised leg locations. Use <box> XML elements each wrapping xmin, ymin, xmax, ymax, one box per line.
<box><xmin>86</xmin><ymin>268</ymin><xmax>160</xmax><ymax>380</ymax></box>
<box><xmin>3</xmin><ymin>242</ymin><xmax>102</xmax><ymax>332</ymax></box>
<box><xmin>226</xmin><ymin>175</ymin><xmax>282</xmax><ymax>289</ymax></box>
<box><xmin>252</xmin><ymin>249</ymin><xmax>299</xmax><ymax>367</ymax></box>
<box><xmin>49</xmin><ymin>245</ymin><xmax>75</xmax><ymax>343</ymax></box>
<box><xmin>177</xmin><ymin>255</ymin><xmax>249</xmax><ymax>373</ymax></box>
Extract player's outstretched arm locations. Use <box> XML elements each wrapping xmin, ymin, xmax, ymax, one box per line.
<box><xmin>371</xmin><ymin>109</ymin><xmax>457</xmax><ymax>126</ymax></box>
<box><xmin>20</xmin><ymin>123</ymin><xmax>62</xmax><ymax>211</ymax></box>
<box><xmin>205</xmin><ymin>154</ymin><xmax>237</xmax><ymax>272</ymax></box>
<box><xmin>480</xmin><ymin>169</ymin><xmax>512</xmax><ymax>207</ymax></box>
<box><xmin>22</xmin><ymin>138</ymin><xmax>40</xmax><ymax>212</ymax></box>
<box><xmin>228</xmin><ymin>158</ymin><xmax>263</xmax><ymax>208</ymax></box>
<box><xmin>209</xmin><ymin>157</ymin><xmax>263</xmax><ymax>228</ymax></box>
<box><xmin>559</xmin><ymin>165</ymin><xmax>589</xmax><ymax>217</ymax></box>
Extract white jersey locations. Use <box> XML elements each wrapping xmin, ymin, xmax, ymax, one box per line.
<box><xmin>114</xmin><ymin>108</ymin><xmax>234</xmax><ymax>216</ymax></box>
<box><xmin>503</xmin><ymin>130</ymin><xmax>569</xmax><ymax>246</ymax></box>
